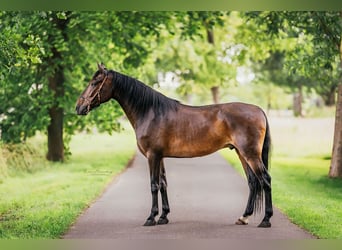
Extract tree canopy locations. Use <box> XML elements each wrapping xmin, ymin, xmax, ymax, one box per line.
<box><xmin>0</xmin><ymin>11</ymin><xmax>176</xmax><ymax>159</ymax></box>
<box><xmin>239</xmin><ymin>11</ymin><xmax>342</xmax><ymax>177</ymax></box>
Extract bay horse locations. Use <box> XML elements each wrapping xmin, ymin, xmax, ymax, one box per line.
<box><xmin>76</xmin><ymin>63</ymin><xmax>273</xmax><ymax>228</ymax></box>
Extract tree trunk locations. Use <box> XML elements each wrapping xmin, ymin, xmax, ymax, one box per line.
<box><xmin>46</xmin><ymin>64</ymin><xmax>64</xmax><ymax>162</ymax></box>
<box><xmin>46</xmin><ymin>15</ymin><xmax>68</xmax><ymax>162</ymax></box>
<box><xmin>329</xmin><ymin>16</ymin><xmax>342</xmax><ymax>177</ymax></box>
<box><xmin>293</xmin><ymin>86</ymin><xmax>303</xmax><ymax>117</ymax></box>
<box><xmin>324</xmin><ymin>87</ymin><xmax>337</xmax><ymax>106</ymax></box>
<box><xmin>329</xmin><ymin>84</ymin><xmax>342</xmax><ymax>178</ymax></box>
<box><xmin>206</xmin><ymin>26</ymin><xmax>220</xmax><ymax>104</ymax></box>
<box><xmin>211</xmin><ymin>86</ymin><xmax>220</xmax><ymax>104</ymax></box>
<box><xmin>47</xmin><ymin>105</ymin><xmax>64</xmax><ymax>161</ymax></box>
<box><xmin>206</xmin><ymin>27</ymin><xmax>214</xmax><ymax>44</ymax></box>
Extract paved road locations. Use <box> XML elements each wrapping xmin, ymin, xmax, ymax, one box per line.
<box><xmin>64</xmin><ymin>152</ymin><xmax>315</xmax><ymax>239</ymax></box>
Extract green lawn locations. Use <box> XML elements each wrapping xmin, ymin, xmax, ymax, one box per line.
<box><xmin>0</xmin><ymin>128</ymin><xmax>136</xmax><ymax>239</ymax></box>
<box><xmin>221</xmin><ymin>116</ymin><xmax>342</xmax><ymax>239</ymax></box>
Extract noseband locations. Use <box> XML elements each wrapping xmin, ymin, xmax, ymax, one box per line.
<box><xmin>82</xmin><ymin>72</ymin><xmax>108</xmax><ymax>113</ymax></box>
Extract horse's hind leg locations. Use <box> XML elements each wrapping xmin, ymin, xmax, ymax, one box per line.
<box><xmin>235</xmin><ymin>152</ymin><xmax>257</xmax><ymax>225</ymax></box>
<box><xmin>244</xmin><ymin>157</ymin><xmax>273</xmax><ymax>228</ymax></box>
<box><xmin>258</xmin><ymin>170</ymin><xmax>273</xmax><ymax>228</ymax></box>
<box><xmin>157</xmin><ymin>160</ymin><xmax>170</xmax><ymax>225</ymax></box>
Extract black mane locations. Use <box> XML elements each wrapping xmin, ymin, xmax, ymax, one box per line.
<box><xmin>110</xmin><ymin>70</ymin><xmax>180</xmax><ymax>118</ymax></box>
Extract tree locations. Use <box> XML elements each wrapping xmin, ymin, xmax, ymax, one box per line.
<box><xmin>231</xmin><ymin>12</ymin><xmax>312</xmax><ymax>116</ymax></box>
<box><xmin>155</xmin><ymin>36</ymin><xmax>204</xmax><ymax>101</ymax></box>
<box><xmin>2</xmin><ymin>11</ymin><xmax>227</xmax><ymax>161</ymax></box>
<box><xmin>0</xmin><ymin>11</ymin><xmax>175</xmax><ymax>161</ymax></box>
<box><xmin>257</xmin><ymin>50</ymin><xmax>316</xmax><ymax>116</ymax></box>
<box><xmin>0</xmin><ymin>12</ymin><xmax>52</xmax><ymax>144</ymax></box>
<box><xmin>243</xmin><ymin>11</ymin><xmax>342</xmax><ymax>178</ymax></box>
<box><xmin>155</xmin><ymin>12</ymin><xmax>238</xmax><ymax>104</ymax></box>
<box><xmin>185</xmin><ymin>11</ymin><xmax>227</xmax><ymax>104</ymax></box>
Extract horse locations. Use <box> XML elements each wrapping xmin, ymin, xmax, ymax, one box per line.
<box><xmin>76</xmin><ymin>63</ymin><xmax>273</xmax><ymax>228</ymax></box>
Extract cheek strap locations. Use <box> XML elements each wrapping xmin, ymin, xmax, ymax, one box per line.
<box><xmin>85</xmin><ymin>74</ymin><xmax>108</xmax><ymax>113</ymax></box>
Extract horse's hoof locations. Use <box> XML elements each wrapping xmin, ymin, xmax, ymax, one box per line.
<box><xmin>143</xmin><ymin>219</ymin><xmax>156</xmax><ymax>226</ymax></box>
<box><xmin>258</xmin><ymin>221</ymin><xmax>271</xmax><ymax>228</ymax></box>
<box><xmin>157</xmin><ymin>217</ymin><xmax>169</xmax><ymax>225</ymax></box>
<box><xmin>235</xmin><ymin>218</ymin><xmax>248</xmax><ymax>225</ymax></box>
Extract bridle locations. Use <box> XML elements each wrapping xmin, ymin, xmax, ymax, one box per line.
<box><xmin>81</xmin><ymin>71</ymin><xmax>109</xmax><ymax>113</ymax></box>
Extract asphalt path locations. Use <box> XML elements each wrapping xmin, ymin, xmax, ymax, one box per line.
<box><xmin>64</xmin><ymin>152</ymin><xmax>315</xmax><ymax>239</ymax></box>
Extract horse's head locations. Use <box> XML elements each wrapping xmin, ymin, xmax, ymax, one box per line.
<box><xmin>76</xmin><ymin>63</ymin><xmax>114</xmax><ymax>115</ymax></box>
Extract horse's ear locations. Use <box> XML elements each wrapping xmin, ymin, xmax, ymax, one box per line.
<box><xmin>97</xmin><ymin>62</ymin><xmax>106</xmax><ymax>73</ymax></box>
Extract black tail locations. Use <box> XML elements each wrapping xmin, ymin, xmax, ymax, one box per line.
<box><xmin>262</xmin><ymin>114</ymin><xmax>271</xmax><ymax>171</ymax></box>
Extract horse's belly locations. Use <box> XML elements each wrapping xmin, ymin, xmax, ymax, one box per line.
<box><xmin>164</xmin><ymin>135</ymin><xmax>227</xmax><ymax>158</ymax></box>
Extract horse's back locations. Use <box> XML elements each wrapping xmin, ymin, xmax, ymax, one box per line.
<box><xmin>180</xmin><ymin>102</ymin><xmax>266</xmax><ymax>128</ymax></box>
<box><xmin>182</xmin><ymin>102</ymin><xmax>265</xmax><ymax>116</ymax></box>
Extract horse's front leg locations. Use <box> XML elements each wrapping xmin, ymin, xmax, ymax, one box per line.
<box><xmin>157</xmin><ymin>160</ymin><xmax>170</xmax><ymax>225</ymax></box>
<box><xmin>144</xmin><ymin>153</ymin><xmax>161</xmax><ymax>226</ymax></box>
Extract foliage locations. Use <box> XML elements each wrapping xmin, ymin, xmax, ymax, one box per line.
<box><xmin>0</xmin><ymin>11</ymin><xmax>175</xmax><ymax>158</ymax></box>
<box><xmin>241</xmin><ymin>11</ymin><xmax>341</xmax><ymax>104</ymax></box>
<box><xmin>177</xmin><ymin>11</ymin><xmax>226</xmax><ymax>39</ymax></box>
<box><xmin>1</xmin><ymin>11</ymin><xmax>233</xmax><ymax>159</ymax></box>
<box><xmin>0</xmin><ymin>12</ymin><xmax>51</xmax><ymax>143</ymax></box>
<box><xmin>155</xmin><ymin>12</ymin><xmax>238</xmax><ymax>98</ymax></box>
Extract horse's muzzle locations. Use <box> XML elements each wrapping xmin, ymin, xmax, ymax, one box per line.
<box><xmin>76</xmin><ymin>105</ymin><xmax>88</xmax><ymax>115</ymax></box>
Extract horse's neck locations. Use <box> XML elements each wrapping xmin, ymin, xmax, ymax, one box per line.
<box><xmin>111</xmin><ymin>71</ymin><xmax>178</xmax><ymax>129</ymax></box>
<box><xmin>111</xmin><ymin>73</ymin><xmax>143</xmax><ymax>129</ymax></box>
<box><xmin>117</xmin><ymin>99</ymin><xmax>139</xmax><ymax>129</ymax></box>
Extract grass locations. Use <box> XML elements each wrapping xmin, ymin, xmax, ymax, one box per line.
<box><xmin>0</xmin><ymin>127</ymin><xmax>136</xmax><ymax>239</ymax></box>
<box><xmin>221</xmin><ymin>116</ymin><xmax>342</xmax><ymax>239</ymax></box>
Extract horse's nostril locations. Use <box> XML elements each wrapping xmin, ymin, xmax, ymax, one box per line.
<box><xmin>76</xmin><ymin>105</ymin><xmax>88</xmax><ymax>115</ymax></box>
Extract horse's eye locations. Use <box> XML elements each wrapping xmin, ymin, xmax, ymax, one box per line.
<box><xmin>91</xmin><ymin>81</ymin><xmax>99</xmax><ymax>87</ymax></box>
<box><xmin>91</xmin><ymin>78</ymin><xmax>102</xmax><ymax>87</ymax></box>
